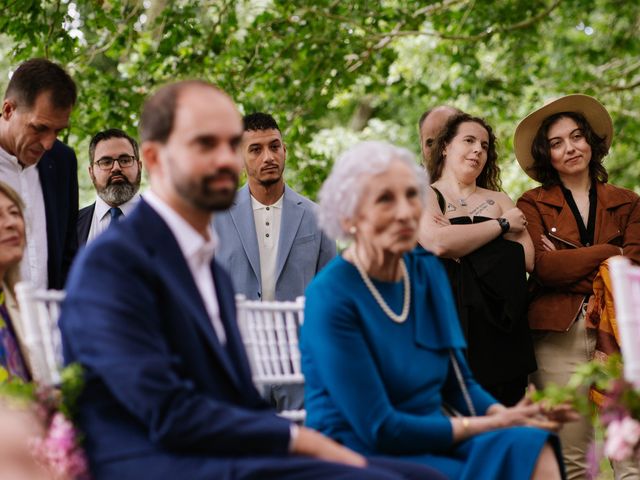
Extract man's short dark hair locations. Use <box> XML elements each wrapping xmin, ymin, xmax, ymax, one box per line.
<box><xmin>243</xmin><ymin>112</ymin><xmax>280</xmax><ymax>132</ymax></box>
<box><xmin>140</xmin><ymin>80</ymin><xmax>220</xmax><ymax>143</ymax></box>
<box><xmin>89</xmin><ymin>128</ymin><xmax>140</xmax><ymax>164</ymax></box>
<box><xmin>5</xmin><ymin>58</ymin><xmax>77</xmax><ymax>110</ymax></box>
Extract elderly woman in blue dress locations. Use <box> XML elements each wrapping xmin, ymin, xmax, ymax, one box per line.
<box><xmin>300</xmin><ymin>141</ymin><xmax>569</xmax><ymax>479</ymax></box>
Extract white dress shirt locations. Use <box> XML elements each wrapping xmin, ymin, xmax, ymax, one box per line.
<box><xmin>86</xmin><ymin>193</ymin><xmax>141</xmax><ymax>244</ymax></box>
<box><xmin>250</xmin><ymin>194</ymin><xmax>283</xmax><ymax>301</ymax></box>
<box><xmin>144</xmin><ymin>191</ymin><xmax>226</xmax><ymax>345</ymax></box>
<box><xmin>0</xmin><ymin>146</ymin><xmax>49</xmax><ymax>289</ymax></box>
<box><xmin>147</xmin><ymin>191</ymin><xmax>298</xmax><ymax>447</ymax></box>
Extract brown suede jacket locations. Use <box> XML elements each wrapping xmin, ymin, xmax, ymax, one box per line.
<box><xmin>517</xmin><ymin>182</ymin><xmax>640</xmax><ymax>331</ymax></box>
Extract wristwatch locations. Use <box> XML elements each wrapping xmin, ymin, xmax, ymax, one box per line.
<box><xmin>496</xmin><ymin>217</ymin><xmax>510</xmax><ymax>235</ymax></box>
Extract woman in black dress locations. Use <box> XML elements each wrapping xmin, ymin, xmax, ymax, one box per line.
<box><xmin>419</xmin><ymin>112</ymin><xmax>536</xmax><ymax>406</ymax></box>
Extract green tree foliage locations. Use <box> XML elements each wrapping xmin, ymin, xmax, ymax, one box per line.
<box><xmin>0</xmin><ymin>0</ymin><xmax>638</xmax><ymax>203</ymax></box>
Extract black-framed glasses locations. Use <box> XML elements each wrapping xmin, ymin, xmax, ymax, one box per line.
<box><xmin>94</xmin><ymin>154</ymin><xmax>137</xmax><ymax>171</ymax></box>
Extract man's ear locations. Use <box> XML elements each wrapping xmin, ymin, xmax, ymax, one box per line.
<box><xmin>2</xmin><ymin>99</ymin><xmax>16</xmax><ymax>120</ymax></box>
<box><xmin>141</xmin><ymin>141</ymin><xmax>161</xmax><ymax>177</ymax></box>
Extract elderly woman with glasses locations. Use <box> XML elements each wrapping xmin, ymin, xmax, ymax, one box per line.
<box><xmin>0</xmin><ymin>181</ymin><xmax>30</xmax><ymax>380</ymax></box>
<box><xmin>301</xmin><ymin>141</ymin><xmax>569</xmax><ymax>480</ymax></box>
<box><xmin>515</xmin><ymin>94</ymin><xmax>640</xmax><ymax>479</ymax></box>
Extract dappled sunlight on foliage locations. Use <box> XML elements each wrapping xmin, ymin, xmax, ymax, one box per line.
<box><xmin>0</xmin><ymin>0</ymin><xmax>637</xmax><ymax>203</ymax></box>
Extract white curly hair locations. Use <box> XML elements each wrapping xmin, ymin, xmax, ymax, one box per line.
<box><xmin>318</xmin><ymin>141</ymin><xmax>428</xmax><ymax>241</ymax></box>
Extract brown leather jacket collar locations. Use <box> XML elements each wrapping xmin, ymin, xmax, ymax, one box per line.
<box><xmin>530</xmin><ymin>182</ymin><xmax>631</xmax><ymax>248</ymax></box>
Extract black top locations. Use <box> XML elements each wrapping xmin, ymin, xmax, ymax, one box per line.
<box><xmin>429</xmin><ymin>187</ymin><xmax>536</xmax><ymax>391</ymax></box>
<box><xmin>560</xmin><ymin>183</ymin><xmax>597</xmax><ymax>246</ymax></box>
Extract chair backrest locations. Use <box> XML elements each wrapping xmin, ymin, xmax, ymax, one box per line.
<box><xmin>235</xmin><ymin>294</ymin><xmax>305</xmax><ymax>421</ymax></box>
<box><xmin>14</xmin><ymin>282</ymin><xmax>65</xmax><ymax>386</ymax></box>
<box><xmin>609</xmin><ymin>256</ymin><xmax>640</xmax><ymax>387</ymax></box>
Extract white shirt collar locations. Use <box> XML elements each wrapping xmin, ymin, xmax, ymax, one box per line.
<box><xmin>143</xmin><ymin>191</ymin><xmax>217</xmax><ymax>264</ymax></box>
<box><xmin>0</xmin><ymin>145</ymin><xmax>32</xmax><ymax>171</ymax></box>
<box><xmin>94</xmin><ymin>193</ymin><xmax>142</xmax><ymax>221</ymax></box>
<box><xmin>250</xmin><ymin>192</ymin><xmax>284</xmax><ymax>211</ymax></box>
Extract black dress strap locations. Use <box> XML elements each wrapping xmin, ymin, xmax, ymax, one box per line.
<box><xmin>431</xmin><ymin>186</ymin><xmax>446</xmax><ymax>214</ymax></box>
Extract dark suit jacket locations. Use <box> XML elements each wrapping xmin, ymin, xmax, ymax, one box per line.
<box><xmin>76</xmin><ymin>203</ymin><xmax>95</xmax><ymax>247</ymax></box>
<box><xmin>60</xmin><ymin>200</ymin><xmax>292</xmax><ymax>479</ymax></box>
<box><xmin>37</xmin><ymin>140</ymin><xmax>79</xmax><ymax>289</ymax></box>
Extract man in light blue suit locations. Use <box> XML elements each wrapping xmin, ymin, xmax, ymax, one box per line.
<box><xmin>214</xmin><ymin>113</ymin><xmax>335</xmax><ymax>302</ymax></box>
<box><xmin>214</xmin><ymin>113</ymin><xmax>336</xmax><ymax>411</ymax></box>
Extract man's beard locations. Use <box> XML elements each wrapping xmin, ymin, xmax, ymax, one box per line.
<box><xmin>258</xmin><ymin>176</ymin><xmax>282</xmax><ymax>187</ymax></box>
<box><xmin>96</xmin><ymin>170</ymin><xmax>142</xmax><ymax>206</ymax></box>
<box><xmin>174</xmin><ymin>167</ymin><xmax>239</xmax><ymax>212</ymax></box>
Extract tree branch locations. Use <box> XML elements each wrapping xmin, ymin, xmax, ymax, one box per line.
<box><xmin>372</xmin><ymin>0</ymin><xmax>562</xmax><ymax>43</ymax></box>
<box><xmin>413</xmin><ymin>0</ymin><xmax>469</xmax><ymax>17</ymax></box>
<box><xmin>45</xmin><ymin>0</ymin><xmax>63</xmax><ymax>58</ymax></box>
<box><xmin>605</xmin><ymin>78</ymin><xmax>640</xmax><ymax>93</ymax></box>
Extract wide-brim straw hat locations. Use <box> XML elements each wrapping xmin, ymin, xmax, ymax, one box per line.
<box><xmin>513</xmin><ymin>94</ymin><xmax>613</xmax><ymax>181</ymax></box>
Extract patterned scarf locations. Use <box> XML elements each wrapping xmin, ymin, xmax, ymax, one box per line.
<box><xmin>0</xmin><ymin>288</ymin><xmax>30</xmax><ymax>380</ymax></box>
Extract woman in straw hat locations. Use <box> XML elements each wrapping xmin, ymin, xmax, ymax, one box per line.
<box><xmin>515</xmin><ymin>94</ymin><xmax>640</xmax><ymax>479</ymax></box>
<box><xmin>420</xmin><ymin>112</ymin><xmax>537</xmax><ymax>408</ymax></box>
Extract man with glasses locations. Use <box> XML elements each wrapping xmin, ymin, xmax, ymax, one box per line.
<box><xmin>77</xmin><ymin>128</ymin><xmax>142</xmax><ymax>245</ymax></box>
<box><xmin>0</xmin><ymin>58</ymin><xmax>78</xmax><ymax>289</ymax></box>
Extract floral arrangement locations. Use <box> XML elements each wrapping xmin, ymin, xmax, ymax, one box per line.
<box><xmin>0</xmin><ymin>364</ymin><xmax>90</xmax><ymax>479</ymax></box>
<box><xmin>533</xmin><ymin>354</ymin><xmax>640</xmax><ymax>477</ymax></box>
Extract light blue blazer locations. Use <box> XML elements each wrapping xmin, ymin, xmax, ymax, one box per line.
<box><xmin>213</xmin><ymin>184</ymin><xmax>336</xmax><ymax>301</ymax></box>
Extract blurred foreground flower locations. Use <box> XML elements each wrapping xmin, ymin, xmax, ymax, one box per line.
<box><xmin>0</xmin><ymin>364</ymin><xmax>90</xmax><ymax>479</ymax></box>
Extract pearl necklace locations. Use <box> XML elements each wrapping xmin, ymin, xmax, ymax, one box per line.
<box><xmin>352</xmin><ymin>252</ymin><xmax>411</xmax><ymax>323</ymax></box>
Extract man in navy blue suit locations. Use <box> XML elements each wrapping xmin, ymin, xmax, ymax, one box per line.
<box><xmin>0</xmin><ymin>58</ymin><xmax>78</xmax><ymax>289</ymax></box>
<box><xmin>59</xmin><ymin>81</ymin><xmax>443</xmax><ymax>480</ymax></box>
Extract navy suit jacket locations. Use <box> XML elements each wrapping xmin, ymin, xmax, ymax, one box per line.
<box><xmin>76</xmin><ymin>202</ymin><xmax>95</xmax><ymax>247</ymax></box>
<box><xmin>60</xmin><ymin>200</ymin><xmax>292</xmax><ymax>478</ymax></box>
<box><xmin>37</xmin><ymin>140</ymin><xmax>79</xmax><ymax>289</ymax></box>
<box><xmin>213</xmin><ymin>185</ymin><xmax>336</xmax><ymax>301</ymax></box>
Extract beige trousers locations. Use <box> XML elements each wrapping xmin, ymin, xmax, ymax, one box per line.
<box><xmin>531</xmin><ymin>307</ymin><xmax>639</xmax><ymax>479</ymax></box>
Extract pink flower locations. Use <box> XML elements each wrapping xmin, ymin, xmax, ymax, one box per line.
<box><xmin>31</xmin><ymin>412</ymin><xmax>90</xmax><ymax>479</ymax></box>
<box><xmin>604</xmin><ymin>416</ymin><xmax>640</xmax><ymax>461</ymax></box>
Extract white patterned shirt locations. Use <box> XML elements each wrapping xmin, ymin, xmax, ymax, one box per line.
<box><xmin>0</xmin><ymin>146</ymin><xmax>48</xmax><ymax>289</ymax></box>
<box><xmin>251</xmin><ymin>194</ymin><xmax>283</xmax><ymax>301</ymax></box>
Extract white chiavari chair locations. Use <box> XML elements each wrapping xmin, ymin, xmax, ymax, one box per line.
<box><xmin>14</xmin><ymin>282</ymin><xmax>65</xmax><ymax>386</ymax></box>
<box><xmin>235</xmin><ymin>294</ymin><xmax>305</xmax><ymax>422</ymax></box>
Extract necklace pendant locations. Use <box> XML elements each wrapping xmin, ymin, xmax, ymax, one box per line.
<box><xmin>459</xmin><ymin>199</ymin><xmax>467</xmax><ymax>207</ymax></box>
